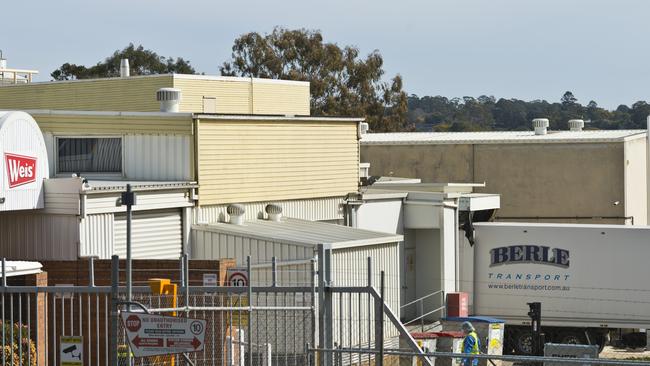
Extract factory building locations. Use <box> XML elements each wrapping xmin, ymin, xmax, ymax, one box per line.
<box><xmin>0</xmin><ymin>63</ymin><xmax>362</xmax><ymax>260</ymax></box>
<box><xmin>361</xmin><ymin>122</ymin><xmax>649</xmax><ymax>225</ymax></box>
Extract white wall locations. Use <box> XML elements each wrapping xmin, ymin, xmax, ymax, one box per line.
<box><xmin>356</xmin><ymin>199</ymin><xmax>404</xmax><ymax>234</ymax></box>
<box><xmin>624</xmin><ymin>137</ymin><xmax>648</xmax><ymax>225</ymax></box>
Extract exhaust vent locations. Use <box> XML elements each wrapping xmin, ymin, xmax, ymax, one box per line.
<box><xmin>265</xmin><ymin>204</ymin><xmax>283</xmax><ymax>222</ymax></box>
<box><xmin>156</xmin><ymin>88</ymin><xmax>182</xmax><ymax>112</ymax></box>
<box><xmin>532</xmin><ymin>118</ymin><xmax>549</xmax><ymax>135</ymax></box>
<box><xmin>227</xmin><ymin>204</ymin><xmax>246</xmax><ymax>225</ymax></box>
<box><xmin>120</xmin><ymin>59</ymin><xmax>130</xmax><ymax>77</ymax></box>
<box><xmin>358</xmin><ymin>122</ymin><xmax>369</xmax><ymax>138</ymax></box>
<box><xmin>568</xmin><ymin>119</ymin><xmax>584</xmax><ymax>132</ymax></box>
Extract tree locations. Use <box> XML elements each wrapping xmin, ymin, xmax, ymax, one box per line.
<box><xmin>561</xmin><ymin>91</ymin><xmax>578</xmax><ymax>106</ymax></box>
<box><xmin>51</xmin><ymin>43</ymin><xmax>196</xmax><ymax>80</ymax></box>
<box><xmin>220</xmin><ymin>27</ymin><xmax>410</xmax><ymax>132</ymax></box>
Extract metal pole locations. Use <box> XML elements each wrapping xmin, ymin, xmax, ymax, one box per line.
<box><xmin>110</xmin><ymin>255</ymin><xmax>119</xmax><ymax>366</ymax></box>
<box><xmin>247</xmin><ymin>256</ymin><xmax>253</xmax><ymax>366</ymax></box>
<box><xmin>379</xmin><ymin>271</ymin><xmax>385</xmax><ymax>366</ymax></box>
<box><xmin>184</xmin><ymin>253</ymin><xmax>190</xmax><ymax>314</ymax></box>
<box><xmin>125</xmin><ymin>184</ymin><xmax>133</xmax><ymax>306</ymax></box>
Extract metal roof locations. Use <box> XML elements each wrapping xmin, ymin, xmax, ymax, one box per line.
<box><xmin>194</xmin><ymin>218</ymin><xmax>403</xmax><ymax>249</ymax></box>
<box><xmin>1</xmin><ymin>260</ymin><xmax>42</xmax><ymax>277</ymax></box>
<box><xmin>361</xmin><ymin>130</ymin><xmax>647</xmax><ymax>145</ymax></box>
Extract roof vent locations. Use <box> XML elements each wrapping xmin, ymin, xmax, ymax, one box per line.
<box><xmin>0</xmin><ymin>50</ymin><xmax>6</xmax><ymax>70</ymax></box>
<box><xmin>227</xmin><ymin>204</ymin><xmax>245</xmax><ymax>225</ymax></box>
<box><xmin>532</xmin><ymin>118</ymin><xmax>549</xmax><ymax>135</ymax></box>
<box><xmin>568</xmin><ymin>119</ymin><xmax>584</xmax><ymax>132</ymax></box>
<box><xmin>156</xmin><ymin>88</ymin><xmax>182</xmax><ymax>113</ymax></box>
<box><xmin>120</xmin><ymin>59</ymin><xmax>130</xmax><ymax>77</ymax></box>
<box><xmin>265</xmin><ymin>204</ymin><xmax>283</xmax><ymax>222</ymax></box>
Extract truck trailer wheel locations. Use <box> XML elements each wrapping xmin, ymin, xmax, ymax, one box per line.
<box><xmin>558</xmin><ymin>330</ymin><xmax>584</xmax><ymax>345</ymax></box>
<box><xmin>512</xmin><ymin>330</ymin><xmax>534</xmax><ymax>355</ymax></box>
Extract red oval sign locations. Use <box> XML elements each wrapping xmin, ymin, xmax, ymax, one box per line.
<box><xmin>126</xmin><ymin>314</ymin><xmax>141</xmax><ymax>332</ymax></box>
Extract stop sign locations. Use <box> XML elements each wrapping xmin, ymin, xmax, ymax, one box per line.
<box><xmin>126</xmin><ymin>314</ymin><xmax>141</xmax><ymax>332</ymax></box>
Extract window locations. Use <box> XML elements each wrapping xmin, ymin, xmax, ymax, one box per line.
<box><xmin>57</xmin><ymin>137</ymin><xmax>122</xmax><ymax>174</ymax></box>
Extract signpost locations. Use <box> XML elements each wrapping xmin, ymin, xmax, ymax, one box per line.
<box><xmin>120</xmin><ymin>312</ymin><xmax>206</xmax><ymax>357</ymax></box>
<box><xmin>60</xmin><ymin>336</ymin><xmax>83</xmax><ymax>366</ymax></box>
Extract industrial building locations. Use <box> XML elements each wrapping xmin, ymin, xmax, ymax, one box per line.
<box><xmin>0</xmin><ymin>64</ymin><xmax>365</xmax><ymax>260</ymax></box>
<box><xmin>0</xmin><ymin>59</ymin><xmax>501</xmax><ymax>331</ymax></box>
<box><xmin>361</xmin><ymin>122</ymin><xmax>649</xmax><ymax>225</ymax></box>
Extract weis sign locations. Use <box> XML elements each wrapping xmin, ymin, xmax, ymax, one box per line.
<box><xmin>4</xmin><ymin>153</ymin><xmax>37</xmax><ymax>188</ymax></box>
<box><xmin>490</xmin><ymin>245</ymin><xmax>570</xmax><ymax>268</ymax></box>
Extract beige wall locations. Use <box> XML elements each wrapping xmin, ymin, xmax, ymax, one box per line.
<box><xmin>197</xmin><ymin>119</ymin><xmax>359</xmax><ymax>205</ymax></box>
<box><xmin>473</xmin><ymin>143</ymin><xmax>626</xmax><ymax>223</ymax></box>
<box><xmin>0</xmin><ymin>75</ymin><xmax>310</xmax><ymax>115</ymax></box>
<box><xmin>360</xmin><ymin>144</ymin><xmax>474</xmax><ymax>182</ymax></box>
<box><xmin>173</xmin><ymin>77</ymin><xmax>310</xmax><ymax>115</ymax></box>
<box><xmin>0</xmin><ymin>75</ymin><xmax>171</xmax><ymax>111</ymax></box>
<box><xmin>361</xmin><ymin>142</ymin><xmax>640</xmax><ymax>224</ymax></box>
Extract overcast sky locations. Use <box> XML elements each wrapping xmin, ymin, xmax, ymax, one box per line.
<box><xmin>3</xmin><ymin>0</ymin><xmax>648</xmax><ymax>109</ymax></box>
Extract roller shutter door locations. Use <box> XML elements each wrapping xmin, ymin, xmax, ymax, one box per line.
<box><xmin>114</xmin><ymin>209</ymin><xmax>182</xmax><ymax>259</ymax></box>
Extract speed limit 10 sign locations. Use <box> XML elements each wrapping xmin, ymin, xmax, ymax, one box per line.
<box><xmin>228</xmin><ymin>270</ymin><xmax>248</xmax><ymax>287</ymax></box>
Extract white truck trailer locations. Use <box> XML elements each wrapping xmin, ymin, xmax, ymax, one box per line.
<box><xmin>461</xmin><ymin>222</ymin><xmax>650</xmax><ymax>354</ymax></box>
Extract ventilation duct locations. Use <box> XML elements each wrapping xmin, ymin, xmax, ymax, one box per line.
<box><xmin>568</xmin><ymin>119</ymin><xmax>584</xmax><ymax>132</ymax></box>
<box><xmin>156</xmin><ymin>88</ymin><xmax>182</xmax><ymax>113</ymax></box>
<box><xmin>120</xmin><ymin>59</ymin><xmax>130</xmax><ymax>77</ymax></box>
<box><xmin>532</xmin><ymin>118</ymin><xmax>549</xmax><ymax>135</ymax></box>
<box><xmin>265</xmin><ymin>204</ymin><xmax>283</xmax><ymax>222</ymax></box>
<box><xmin>227</xmin><ymin>204</ymin><xmax>246</xmax><ymax>225</ymax></box>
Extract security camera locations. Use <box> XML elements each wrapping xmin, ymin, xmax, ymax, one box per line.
<box><xmin>62</xmin><ymin>345</ymin><xmax>81</xmax><ymax>360</ymax></box>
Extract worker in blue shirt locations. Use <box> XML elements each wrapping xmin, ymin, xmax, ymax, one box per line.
<box><xmin>461</xmin><ymin>321</ymin><xmax>480</xmax><ymax>366</ymax></box>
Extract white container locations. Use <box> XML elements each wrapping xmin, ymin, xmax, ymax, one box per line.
<box><xmin>0</xmin><ymin>111</ymin><xmax>49</xmax><ymax>211</ymax></box>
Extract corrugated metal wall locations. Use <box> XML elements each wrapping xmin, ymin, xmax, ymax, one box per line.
<box><xmin>196</xmin><ymin>196</ymin><xmax>344</xmax><ymax>223</ymax></box>
<box><xmin>41</xmin><ymin>121</ymin><xmax>192</xmax><ymax>180</ymax></box>
<box><xmin>0</xmin><ymin>212</ymin><xmax>79</xmax><ymax>260</ymax></box>
<box><xmin>79</xmin><ymin>213</ymin><xmax>114</xmax><ymax>258</ymax></box>
<box><xmin>0</xmin><ymin>75</ymin><xmax>172</xmax><ymax>111</ymax></box>
<box><xmin>197</xmin><ymin>119</ymin><xmax>359</xmax><ymax>205</ymax></box>
<box><xmin>331</xmin><ymin>242</ymin><xmax>401</xmax><ymax>346</ymax></box>
<box><xmin>123</xmin><ymin>134</ymin><xmax>192</xmax><ymax>180</ymax></box>
<box><xmin>190</xmin><ymin>227</ymin><xmax>315</xmax><ymax>265</ymax></box>
<box><xmin>114</xmin><ymin>209</ymin><xmax>183</xmax><ymax>259</ymax></box>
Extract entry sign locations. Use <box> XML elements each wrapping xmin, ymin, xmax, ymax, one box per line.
<box><xmin>60</xmin><ymin>336</ymin><xmax>83</xmax><ymax>366</ymax></box>
<box><xmin>121</xmin><ymin>312</ymin><xmax>206</xmax><ymax>357</ymax></box>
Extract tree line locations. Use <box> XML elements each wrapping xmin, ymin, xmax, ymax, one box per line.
<box><xmin>408</xmin><ymin>92</ymin><xmax>650</xmax><ymax>132</ymax></box>
<box><xmin>49</xmin><ymin>29</ymin><xmax>648</xmax><ymax>132</ymax></box>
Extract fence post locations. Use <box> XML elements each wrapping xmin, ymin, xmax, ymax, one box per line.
<box><xmin>247</xmin><ymin>256</ymin><xmax>253</xmax><ymax>366</ymax></box>
<box><xmin>109</xmin><ymin>255</ymin><xmax>119</xmax><ymax>366</ymax></box>
<box><xmin>262</xmin><ymin>343</ymin><xmax>272</xmax><ymax>366</ymax></box>
<box><xmin>317</xmin><ymin>244</ymin><xmax>333</xmax><ymax>366</ymax></box>
<box><xmin>378</xmin><ymin>271</ymin><xmax>385</xmax><ymax>366</ymax></box>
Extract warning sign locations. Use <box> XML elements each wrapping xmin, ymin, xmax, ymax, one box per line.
<box><xmin>60</xmin><ymin>336</ymin><xmax>83</xmax><ymax>366</ymax></box>
<box><xmin>120</xmin><ymin>312</ymin><xmax>206</xmax><ymax>357</ymax></box>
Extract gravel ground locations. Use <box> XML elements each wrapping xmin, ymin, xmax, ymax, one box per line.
<box><xmin>497</xmin><ymin>346</ymin><xmax>650</xmax><ymax>365</ymax></box>
<box><xmin>599</xmin><ymin>346</ymin><xmax>650</xmax><ymax>360</ymax></box>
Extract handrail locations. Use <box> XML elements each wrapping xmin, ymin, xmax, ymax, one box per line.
<box><xmin>402</xmin><ymin>306</ymin><xmax>446</xmax><ymax>326</ymax></box>
<box><xmin>401</xmin><ymin>290</ymin><xmax>444</xmax><ymax>309</ymax></box>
